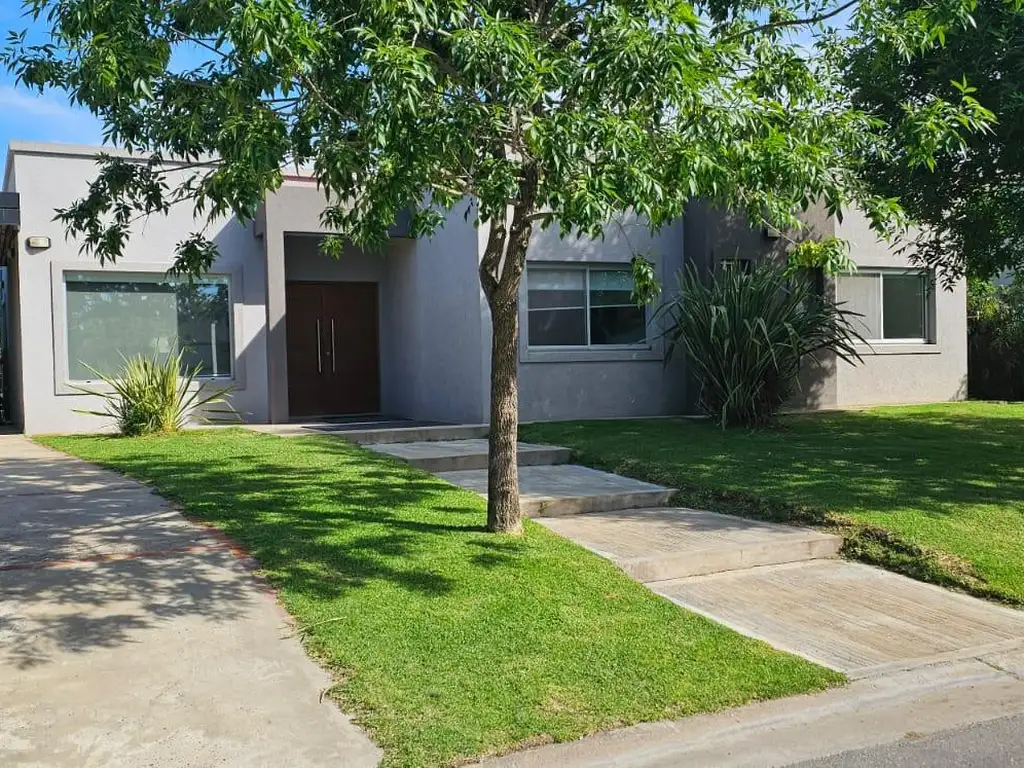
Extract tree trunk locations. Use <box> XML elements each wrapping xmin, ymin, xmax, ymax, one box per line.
<box><xmin>479</xmin><ymin>168</ymin><xmax>538</xmax><ymax>533</ymax></box>
<box><xmin>486</xmin><ymin>288</ymin><xmax>522</xmax><ymax>533</ymax></box>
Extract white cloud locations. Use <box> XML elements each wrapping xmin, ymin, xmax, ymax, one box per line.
<box><xmin>0</xmin><ymin>85</ymin><xmax>105</xmax><ymax>147</ymax></box>
<box><xmin>0</xmin><ymin>86</ymin><xmax>85</xmax><ymax>120</ymax></box>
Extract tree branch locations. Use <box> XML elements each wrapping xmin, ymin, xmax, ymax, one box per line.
<box><xmin>542</xmin><ymin>0</ymin><xmax>604</xmax><ymax>42</ymax></box>
<box><xmin>718</xmin><ymin>0</ymin><xmax>860</xmax><ymax>43</ymax></box>
<box><xmin>479</xmin><ymin>211</ymin><xmax>508</xmax><ymax>297</ymax></box>
<box><xmin>419</xmin><ymin>38</ymin><xmax>488</xmax><ymax>105</ymax></box>
<box><xmin>154</xmin><ymin>21</ymin><xmax>234</xmax><ymax>63</ymax></box>
<box><xmin>296</xmin><ymin>71</ymin><xmax>349</xmax><ymax>121</ymax></box>
<box><xmin>494</xmin><ymin>162</ymin><xmax>540</xmax><ymax>301</ymax></box>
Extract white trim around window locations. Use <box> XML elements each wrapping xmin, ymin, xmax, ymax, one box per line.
<box><xmin>837</xmin><ymin>268</ymin><xmax>935</xmax><ymax>346</ymax></box>
<box><xmin>50</xmin><ymin>261</ymin><xmax>246</xmax><ymax>395</ymax></box>
<box><xmin>518</xmin><ymin>262</ymin><xmax>662</xmax><ymax>364</ymax></box>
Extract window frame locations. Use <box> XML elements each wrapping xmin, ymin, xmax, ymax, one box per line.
<box><xmin>51</xmin><ymin>261</ymin><xmax>246</xmax><ymax>395</ymax></box>
<box><xmin>520</xmin><ymin>262</ymin><xmax>662</xmax><ymax>364</ymax></box>
<box><xmin>839</xmin><ymin>268</ymin><xmax>934</xmax><ymax>345</ymax></box>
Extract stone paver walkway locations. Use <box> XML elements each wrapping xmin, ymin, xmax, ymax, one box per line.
<box><xmin>0</xmin><ymin>436</ymin><xmax>380</xmax><ymax>767</ymax></box>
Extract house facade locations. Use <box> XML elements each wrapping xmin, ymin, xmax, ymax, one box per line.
<box><xmin>0</xmin><ymin>141</ymin><xmax>966</xmax><ymax>435</ymax></box>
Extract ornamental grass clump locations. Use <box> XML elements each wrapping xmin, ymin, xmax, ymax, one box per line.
<box><xmin>659</xmin><ymin>263</ymin><xmax>863</xmax><ymax>428</ymax></box>
<box><xmin>73</xmin><ymin>347</ymin><xmax>237</xmax><ymax>436</ymax></box>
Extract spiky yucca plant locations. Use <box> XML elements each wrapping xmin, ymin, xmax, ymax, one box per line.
<box><xmin>73</xmin><ymin>347</ymin><xmax>237</xmax><ymax>436</ymax></box>
<box><xmin>658</xmin><ymin>263</ymin><xmax>863</xmax><ymax>428</ymax></box>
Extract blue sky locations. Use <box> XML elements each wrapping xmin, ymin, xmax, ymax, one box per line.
<box><xmin>0</xmin><ymin>5</ymin><xmax>105</xmax><ymax>153</ymax></box>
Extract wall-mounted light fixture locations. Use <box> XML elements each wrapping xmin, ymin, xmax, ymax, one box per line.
<box><xmin>26</xmin><ymin>236</ymin><xmax>51</xmax><ymax>250</ymax></box>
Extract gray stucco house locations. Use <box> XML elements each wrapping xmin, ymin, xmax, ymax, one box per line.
<box><xmin>0</xmin><ymin>141</ymin><xmax>967</xmax><ymax>435</ymax></box>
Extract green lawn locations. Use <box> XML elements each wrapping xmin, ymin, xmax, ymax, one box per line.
<box><xmin>522</xmin><ymin>402</ymin><xmax>1024</xmax><ymax>605</ymax></box>
<box><xmin>40</xmin><ymin>430</ymin><xmax>840</xmax><ymax>768</ymax></box>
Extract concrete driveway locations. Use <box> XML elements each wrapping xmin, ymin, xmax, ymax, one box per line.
<box><xmin>0</xmin><ymin>435</ymin><xmax>381</xmax><ymax>767</ymax></box>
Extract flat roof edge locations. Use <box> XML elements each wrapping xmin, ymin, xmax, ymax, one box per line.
<box><xmin>9</xmin><ymin>140</ymin><xmax>137</xmax><ymax>160</ymax></box>
<box><xmin>6</xmin><ymin>140</ymin><xmax>219</xmax><ymax>166</ymax></box>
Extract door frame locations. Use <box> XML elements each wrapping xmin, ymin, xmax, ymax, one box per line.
<box><xmin>284</xmin><ymin>280</ymin><xmax>382</xmax><ymax>419</ymax></box>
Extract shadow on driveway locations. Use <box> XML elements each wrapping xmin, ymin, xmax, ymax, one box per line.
<box><xmin>0</xmin><ymin>436</ymin><xmax>381</xmax><ymax>767</ymax></box>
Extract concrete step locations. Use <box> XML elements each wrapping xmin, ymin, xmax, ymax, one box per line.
<box><xmin>342</xmin><ymin>424</ymin><xmax>490</xmax><ymax>445</ymax></box>
<box><xmin>539</xmin><ymin>508</ymin><xmax>843</xmax><ymax>582</ymax></box>
<box><xmin>367</xmin><ymin>439</ymin><xmax>571</xmax><ymax>472</ymax></box>
<box><xmin>249</xmin><ymin>422</ymin><xmax>489</xmax><ymax>444</ymax></box>
<box><xmin>436</xmin><ymin>464</ymin><xmax>675</xmax><ymax>517</ymax></box>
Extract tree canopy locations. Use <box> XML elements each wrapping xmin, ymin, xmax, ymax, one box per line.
<box><xmin>3</xmin><ymin>0</ymin><xmax>1003</xmax><ymax>531</ymax></box>
<box><xmin>5</xmin><ymin>0</ymin><xmax>995</xmax><ymax>270</ymax></box>
<box><xmin>847</xmin><ymin>0</ymin><xmax>1024</xmax><ymax>281</ymax></box>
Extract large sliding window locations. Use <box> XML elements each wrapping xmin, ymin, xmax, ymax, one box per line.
<box><xmin>64</xmin><ymin>271</ymin><xmax>233</xmax><ymax>380</ymax></box>
<box><xmin>836</xmin><ymin>269</ymin><xmax>933</xmax><ymax>343</ymax></box>
<box><xmin>526</xmin><ymin>265</ymin><xmax>647</xmax><ymax>348</ymax></box>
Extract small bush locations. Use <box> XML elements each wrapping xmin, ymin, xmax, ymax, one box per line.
<box><xmin>967</xmin><ymin>276</ymin><xmax>1024</xmax><ymax>401</ymax></box>
<box><xmin>658</xmin><ymin>263</ymin><xmax>862</xmax><ymax>427</ymax></box>
<box><xmin>74</xmin><ymin>347</ymin><xmax>237</xmax><ymax>436</ymax></box>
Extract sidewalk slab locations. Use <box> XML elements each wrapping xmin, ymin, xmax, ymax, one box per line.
<box><xmin>539</xmin><ymin>507</ymin><xmax>841</xmax><ymax>581</ymax></box>
<box><xmin>436</xmin><ymin>464</ymin><xmax>675</xmax><ymax>517</ymax></box>
<box><xmin>653</xmin><ymin>559</ymin><xmax>1024</xmax><ymax>677</ymax></box>
<box><xmin>368</xmin><ymin>439</ymin><xmax>571</xmax><ymax>473</ymax></box>
<box><xmin>0</xmin><ymin>549</ymin><xmax>380</xmax><ymax>767</ymax></box>
<box><xmin>980</xmin><ymin>644</ymin><xmax>1024</xmax><ymax>679</ymax></box>
<box><xmin>1</xmin><ymin>487</ymin><xmax>214</xmax><ymax>568</ymax></box>
<box><xmin>0</xmin><ymin>436</ymin><xmax>138</xmax><ymax>496</ymax></box>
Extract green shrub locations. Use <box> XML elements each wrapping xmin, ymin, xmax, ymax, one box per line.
<box><xmin>968</xmin><ymin>276</ymin><xmax>1024</xmax><ymax>400</ymax></box>
<box><xmin>658</xmin><ymin>263</ymin><xmax>862</xmax><ymax>428</ymax></box>
<box><xmin>73</xmin><ymin>347</ymin><xmax>237</xmax><ymax>436</ymax></box>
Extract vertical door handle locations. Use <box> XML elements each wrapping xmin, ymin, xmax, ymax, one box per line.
<box><xmin>316</xmin><ymin>318</ymin><xmax>323</xmax><ymax>375</ymax></box>
<box><xmin>331</xmin><ymin>319</ymin><xmax>336</xmax><ymax>373</ymax></box>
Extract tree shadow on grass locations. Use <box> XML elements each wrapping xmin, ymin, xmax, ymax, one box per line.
<box><xmin>526</xmin><ymin>408</ymin><xmax>1024</xmax><ymax>521</ymax></box>
<box><xmin>465</xmin><ymin>538</ymin><xmax>529</xmax><ymax>570</ymax></box>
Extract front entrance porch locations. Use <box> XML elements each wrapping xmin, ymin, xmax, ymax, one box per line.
<box><xmin>260</xmin><ymin>185</ymin><xmax>488</xmax><ymax>427</ymax></box>
<box><xmin>276</xmin><ymin>232</ymin><xmax>396</xmax><ymax>421</ymax></box>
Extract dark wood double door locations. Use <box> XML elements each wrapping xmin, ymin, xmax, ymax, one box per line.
<box><xmin>286</xmin><ymin>282</ymin><xmax>380</xmax><ymax>418</ymax></box>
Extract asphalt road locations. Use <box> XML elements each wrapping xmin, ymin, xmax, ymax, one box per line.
<box><xmin>792</xmin><ymin>714</ymin><xmax>1024</xmax><ymax>767</ymax></box>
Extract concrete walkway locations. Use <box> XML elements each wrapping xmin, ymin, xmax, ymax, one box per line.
<box><xmin>540</xmin><ymin>507</ymin><xmax>842</xmax><ymax>580</ymax></box>
<box><xmin>655</xmin><ymin>559</ymin><xmax>1024</xmax><ymax>678</ymax></box>
<box><xmin>0</xmin><ymin>435</ymin><xmax>380</xmax><ymax>767</ymax></box>
<box><xmin>437</xmin><ymin>463</ymin><xmax>676</xmax><ymax>517</ymax></box>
